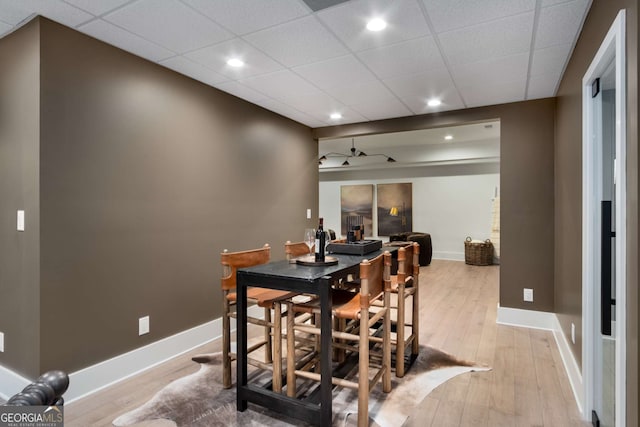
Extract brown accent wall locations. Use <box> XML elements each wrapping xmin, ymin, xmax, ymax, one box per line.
<box><xmin>1</xmin><ymin>17</ymin><xmax>317</xmax><ymax>377</ymax></box>
<box><xmin>0</xmin><ymin>20</ymin><xmax>41</xmax><ymax>378</ymax></box>
<box><xmin>314</xmin><ymin>98</ymin><xmax>556</xmax><ymax>313</ymax></box>
<box><xmin>554</xmin><ymin>0</ymin><xmax>638</xmax><ymax>424</ymax></box>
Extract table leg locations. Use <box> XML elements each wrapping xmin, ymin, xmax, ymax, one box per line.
<box><xmin>237</xmin><ymin>279</ymin><xmax>248</xmax><ymax>411</ymax></box>
<box><xmin>319</xmin><ymin>276</ymin><xmax>332</xmax><ymax>425</ymax></box>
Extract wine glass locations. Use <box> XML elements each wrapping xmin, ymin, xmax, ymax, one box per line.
<box><xmin>304</xmin><ymin>228</ymin><xmax>315</xmax><ymax>256</ymax></box>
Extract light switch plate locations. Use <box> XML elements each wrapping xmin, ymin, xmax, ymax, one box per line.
<box><xmin>306</xmin><ymin>209</ymin><xmax>311</xmax><ymax>219</ymax></box>
<box><xmin>17</xmin><ymin>210</ymin><xmax>25</xmax><ymax>231</ymax></box>
<box><xmin>523</xmin><ymin>288</ymin><xmax>533</xmax><ymax>302</ymax></box>
<box><xmin>139</xmin><ymin>316</ymin><xmax>150</xmax><ymax>336</ymax></box>
<box><xmin>0</xmin><ymin>332</ymin><xmax>4</xmax><ymax>352</ymax></box>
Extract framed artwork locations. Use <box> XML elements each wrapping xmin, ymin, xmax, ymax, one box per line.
<box><xmin>340</xmin><ymin>185</ymin><xmax>374</xmax><ymax>236</ymax></box>
<box><xmin>377</xmin><ymin>183</ymin><xmax>413</xmax><ymax>236</ymax></box>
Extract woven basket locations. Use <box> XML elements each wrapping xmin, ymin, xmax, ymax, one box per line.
<box><xmin>464</xmin><ymin>237</ymin><xmax>493</xmax><ymax>266</ymax></box>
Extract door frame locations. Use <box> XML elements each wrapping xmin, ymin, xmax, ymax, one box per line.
<box><xmin>581</xmin><ymin>9</ymin><xmax>626</xmax><ymax>426</ymax></box>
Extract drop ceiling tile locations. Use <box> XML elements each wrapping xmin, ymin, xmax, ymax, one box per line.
<box><xmin>240</xmin><ymin>70</ymin><xmax>322</xmax><ymax>101</ymax></box>
<box><xmin>64</xmin><ymin>0</ymin><xmax>131</xmax><ymax>16</ymax></box>
<box><xmin>527</xmin><ymin>71</ymin><xmax>562</xmax><ymax>99</ymax></box>
<box><xmin>323</xmin><ymin>80</ymin><xmax>395</xmax><ymax>106</ymax></box>
<box><xmin>422</xmin><ymin>0</ymin><xmax>535</xmax><ymax>33</ymax></box>
<box><xmin>326</xmin><ymin>113</ymin><xmax>369</xmax><ymax>125</ymax></box>
<box><xmin>400</xmin><ymin>91</ymin><xmax>465</xmax><ymax>115</ymax></box>
<box><xmin>159</xmin><ymin>56</ymin><xmax>229</xmax><ymax>86</ymax></box>
<box><xmin>292</xmin><ymin>55</ymin><xmax>378</xmax><ymax>91</ymax></box>
<box><xmin>103</xmin><ymin>0</ymin><xmax>232</xmax><ymax>53</ymax></box>
<box><xmin>459</xmin><ymin>79</ymin><xmax>526</xmax><ymax>108</ymax></box>
<box><xmin>383</xmin><ymin>67</ymin><xmax>455</xmax><ymax>98</ymax></box>
<box><xmin>274</xmin><ymin>91</ymin><xmax>344</xmax><ymax>115</ymax></box>
<box><xmin>306</xmin><ymin>105</ymin><xmax>368</xmax><ymax>125</ymax></box>
<box><xmin>244</xmin><ymin>15</ymin><xmax>348</xmax><ymax>67</ymax></box>
<box><xmin>186</xmin><ymin>38</ymin><xmax>284</xmax><ymax>80</ymax></box>
<box><xmin>357</xmin><ymin>36</ymin><xmax>445</xmax><ymax>80</ymax></box>
<box><xmin>541</xmin><ymin>0</ymin><xmax>576</xmax><ymax>6</ymax></box>
<box><xmin>253</xmin><ymin>98</ymin><xmax>324</xmax><ymax>127</ymax></box>
<box><xmin>214</xmin><ymin>81</ymin><xmax>270</xmax><ymax>104</ymax></box>
<box><xmin>439</xmin><ymin>12</ymin><xmax>533</xmax><ymax>66</ymax></box>
<box><xmin>317</xmin><ymin>0</ymin><xmax>430</xmax><ymax>52</ymax></box>
<box><xmin>0</xmin><ymin>20</ymin><xmax>11</xmax><ymax>36</ymax></box>
<box><xmin>535</xmin><ymin>0</ymin><xmax>590</xmax><ymax>49</ymax></box>
<box><xmin>450</xmin><ymin>53</ymin><xmax>529</xmax><ymax>88</ymax></box>
<box><xmin>349</xmin><ymin>98</ymin><xmax>413</xmax><ymax>121</ymax></box>
<box><xmin>530</xmin><ymin>43</ymin><xmax>572</xmax><ymax>77</ymax></box>
<box><xmin>183</xmin><ymin>0</ymin><xmax>310</xmax><ymax>35</ymax></box>
<box><xmin>78</xmin><ymin>19</ymin><xmax>174</xmax><ymax>62</ymax></box>
<box><xmin>0</xmin><ymin>0</ymin><xmax>92</xmax><ymax>26</ymax></box>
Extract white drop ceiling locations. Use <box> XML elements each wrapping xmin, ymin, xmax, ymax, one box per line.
<box><xmin>0</xmin><ymin>0</ymin><xmax>591</xmax><ymax>128</ymax></box>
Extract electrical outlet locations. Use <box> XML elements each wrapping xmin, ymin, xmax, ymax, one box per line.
<box><xmin>571</xmin><ymin>323</ymin><xmax>576</xmax><ymax>344</ymax></box>
<box><xmin>139</xmin><ymin>316</ymin><xmax>150</xmax><ymax>336</ymax></box>
<box><xmin>523</xmin><ymin>288</ymin><xmax>534</xmax><ymax>302</ymax></box>
<box><xmin>0</xmin><ymin>332</ymin><xmax>4</xmax><ymax>352</ymax></box>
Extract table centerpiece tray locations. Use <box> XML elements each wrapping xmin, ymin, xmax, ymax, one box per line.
<box><xmin>326</xmin><ymin>239</ymin><xmax>383</xmax><ymax>255</ymax></box>
<box><xmin>295</xmin><ymin>255</ymin><xmax>339</xmax><ymax>266</ymax></box>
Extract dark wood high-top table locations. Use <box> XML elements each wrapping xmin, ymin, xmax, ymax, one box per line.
<box><xmin>236</xmin><ymin>248</ymin><xmax>395</xmax><ymax>426</ymax></box>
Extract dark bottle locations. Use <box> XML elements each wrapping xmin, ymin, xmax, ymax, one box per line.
<box><xmin>315</xmin><ymin>218</ymin><xmax>326</xmax><ymax>262</ymax></box>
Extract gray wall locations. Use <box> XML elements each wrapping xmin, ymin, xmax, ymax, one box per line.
<box><xmin>314</xmin><ymin>98</ymin><xmax>556</xmax><ymax>313</ymax></box>
<box><xmin>554</xmin><ymin>0</ymin><xmax>638</xmax><ymax>424</ymax></box>
<box><xmin>0</xmin><ymin>19</ymin><xmax>41</xmax><ymax>379</ymax></box>
<box><xmin>1</xmin><ymin>17</ymin><xmax>318</xmax><ymax>377</ymax></box>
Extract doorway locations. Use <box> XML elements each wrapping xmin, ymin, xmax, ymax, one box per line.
<box><xmin>582</xmin><ymin>10</ymin><xmax>626</xmax><ymax>427</ymax></box>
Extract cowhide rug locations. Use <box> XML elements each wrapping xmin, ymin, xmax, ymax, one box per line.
<box><xmin>113</xmin><ymin>347</ymin><xmax>490</xmax><ymax>427</ymax></box>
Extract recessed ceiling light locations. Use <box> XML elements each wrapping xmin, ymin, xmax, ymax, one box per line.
<box><xmin>366</xmin><ymin>18</ymin><xmax>387</xmax><ymax>32</ymax></box>
<box><xmin>330</xmin><ymin>112</ymin><xmax>342</xmax><ymax>120</ymax></box>
<box><xmin>444</xmin><ymin>135</ymin><xmax>453</xmax><ymax>140</ymax></box>
<box><xmin>427</xmin><ymin>98</ymin><xmax>442</xmax><ymax>107</ymax></box>
<box><xmin>226</xmin><ymin>58</ymin><xmax>244</xmax><ymax>67</ymax></box>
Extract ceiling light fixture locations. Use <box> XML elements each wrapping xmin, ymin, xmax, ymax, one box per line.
<box><xmin>444</xmin><ymin>135</ymin><xmax>453</xmax><ymax>140</ymax></box>
<box><xmin>427</xmin><ymin>98</ymin><xmax>442</xmax><ymax>107</ymax></box>
<box><xmin>330</xmin><ymin>112</ymin><xmax>342</xmax><ymax>120</ymax></box>
<box><xmin>319</xmin><ymin>138</ymin><xmax>396</xmax><ymax>167</ymax></box>
<box><xmin>366</xmin><ymin>18</ymin><xmax>387</xmax><ymax>32</ymax></box>
<box><xmin>226</xmin><ymin>58</ymin><xmax>244</xmax><ymax>67</ymax></box>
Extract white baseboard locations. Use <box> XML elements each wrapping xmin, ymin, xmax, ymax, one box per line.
<box><xmin>0</xmin><ymin>306</ymin><xmax>263</xmax><ymax>403</ymax></box>
<box><xmin>433</xmin><ymin>251</ymin><xmax>465</xmax><ymax>261</ymax></box>
<box><xmin>551</xmin><ymin>315</ymin><xmax>584</xmax><ymax>415</ymax></box>
<box><xmin>496</xmin><ymin>305</ymin><xmax>583</xmax><ymax>415</ymax></box>
<box><xmin>0</xmin><ymin>364</ymin><xmax>31</xmax><ymax>401</ymax></box>
<box><xmin>496</xmin><ymin>305</ymin><xmax>556</xmax><ymax>330</ymax></box>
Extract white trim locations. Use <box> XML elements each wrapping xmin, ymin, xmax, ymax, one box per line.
<box><xmin>552</xmin><ymin>315</ymin><xmax>585</xmax><ymax>415</ymax></box>
<box><xmin>581</xmin><ymin>10</ymin><xmax>626</xmax><ymax>426</ymax></box>
<box><xmin>496</xmin><ymin>306</ymin><xmax>584</xmax><ymax>415</ymax></box>
<box><xmin>612</xmin><ymin>11</ymin><xmax>627</xmax><ymax>427</ymax></box>
<box><xmin>0</xmin><ymin>364</ymin><xmax>31</xmax><ymax>401</ymax></box>
<box><xmin>0</xmin><ymin>307</ymin><xmax>263</xmax><ymax>403</ymax></box>
<box><xmin>496</xmin><ymin>305</ymin><xmax>556</xmax><ymax>330</ymax></box>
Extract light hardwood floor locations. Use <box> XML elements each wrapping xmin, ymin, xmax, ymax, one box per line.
<box><xmin>64</xmin><ymin>260</ymin><xmax>588</xmax><ymax>426</ymax></box>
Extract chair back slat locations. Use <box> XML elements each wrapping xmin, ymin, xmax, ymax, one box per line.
<box><xmin>221</xmin><ymin>244</ymin><xmax>270</xmax><ymax>291</ymax></box>
<box><xmin>359</xmin><ymin>251</ymin><xmax>391</xmax><ymax>309</ymax></box>
<box><xmin>285</xmin><ymin>241</ymin><xmax>312</xmax><ymax>259</ymax></box>
<box><xmin>397</xmin><ymin>242</ymin><xmax>420</xmax><ymax>284</ymax></box>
